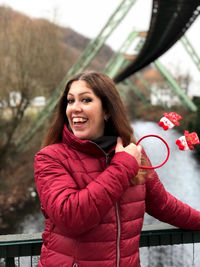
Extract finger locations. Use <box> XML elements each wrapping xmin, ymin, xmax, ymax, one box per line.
<box><xmin>136</xmin><ymin>144</ymin><xmax>142</xmax><ymax>153</ymax></box>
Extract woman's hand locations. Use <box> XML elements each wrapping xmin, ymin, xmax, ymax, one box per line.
<box><xmin>115</xmin><ymin>137</ymin><xmax>142</xmax><ymax>166</ymax></box>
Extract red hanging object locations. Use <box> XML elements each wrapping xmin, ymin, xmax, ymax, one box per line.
<box><xmin>158</xmin><ymin>112</ymin><xmax>182</xmax><ymax>131</ymax></box>
<box><xmin>136</xmin><ymin>134</ymin><xmax>170</xmax><ymax>169</ymax></box>
<box><xmin>176</xmin><ymin>130</ymin><xmax>200</xmax><ymax>151</ymax></box>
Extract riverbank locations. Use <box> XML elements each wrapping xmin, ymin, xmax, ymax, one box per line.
<box><xmin>0</xmin><ymin>159</ymin><xmax>40</xmax><ymax>234</ymax></box>
<box><xmin>0</xmin><ymin>195</ymin><xmax>40</xmax><ymax>235</ymax></box>
<box><xmin>0</xmin><ymin>133</ymin><xmax>42</xmax><ymax>234</ymax></box>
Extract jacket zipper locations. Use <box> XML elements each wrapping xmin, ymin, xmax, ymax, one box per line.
<box><xmin>115</xmin><ymin>203</ymin><xmax>121</xmax><ymax>267</ymax></box>
<box><xmin>88</xmin><ymin>140</ymin><xmax>113</xmax><ymax>166</ymax></box>
<box><xmin>105</xmin><ymin>153</ymin><xmax>110</xmax><ymax>165</ymax></box>
<box><xmin>89</xmin><ymin>142</ymin><xmax>120</xmax><ymax>266</ymax></box>
<box><xmin>105</xmin><ymin>151</ymin><xmax>120</xmax><ymax>266</ymax></box>
<box><xmin>105</xmin><ymin>150</ymin><xmax>121</xmax><ymax>266</ymax></box>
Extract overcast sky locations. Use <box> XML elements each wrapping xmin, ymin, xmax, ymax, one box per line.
<box><xmin>1</xmin><ymin>0</ymin><xmax>200</xmax><ymax>95</ymax></box>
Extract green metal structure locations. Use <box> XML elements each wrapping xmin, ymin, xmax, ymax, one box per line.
<box><xmin>66</xmin><ymin>0</ymin><xmax>138</xmax><ymax>77</ymax></box>
<box><xmin>103</xmin><ymin>28</ymin><xmax>167</xmax><ymax>108</ymax></box>
<box><xmin>181</xmin><ymin>34</ymin><xmax>200</xmax><ymax>72</ymax></box>
<box><xmin>124</xmin><ymin>33</ymin><xmax>198</xmax><ymax>111</ymax></box>
<box><xmin>154</xmin><ymin>60</ymin><xmax>197</xmax><ymax>112</ymax></box>
<box><xmin>103</xmin><ymin>29</ymin><xmax>149</xmax><ymax>104</ymax></box>
<box><xmin>103</xmin><ymin>29</ymin><xmax>139</xmax><ymax>78</ymax></box>
<box><xmin>114</xmin><ymin>31</ymin><xmax>198</xmax><ymax>112</ymax></box>
<box><xmin>15</xmin><ymin>0</ymin><xmax>138</xmax><ymax>152</ymax></box>
<box><xmin>122</xmin><ymin>78</ymin><xmax>149</xmax><ymax>104</ymax></box>
<box><xmin>135</xmin><ymin>72</ymin><xmax>166</xmax><ymax>108</ymax></box>
<box><xmin>14</xmin><ymin>0</ymin><xmax>199</xmax><ymax>152</ymax></box>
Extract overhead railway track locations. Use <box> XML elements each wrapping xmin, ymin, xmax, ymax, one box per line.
<box><xmin>114</xmin><ymin>0</ymin><xmax>200</xmax><ymax>83</ymax></box>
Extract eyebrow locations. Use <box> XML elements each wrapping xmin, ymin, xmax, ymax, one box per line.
<box><xmin>68</xmin><ymin>91</ymin><xmax>92</xmax><ymax>96</ymax></box>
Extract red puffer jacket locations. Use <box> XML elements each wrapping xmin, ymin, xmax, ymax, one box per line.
<box><xmin>35</xmin><ymin>124</ymin><xmax>200</xmax><ymax>267</ymax></box>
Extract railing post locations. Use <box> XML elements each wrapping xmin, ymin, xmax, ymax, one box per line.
<box><xmin>5</xmin><ymin>257</ymin><xmax>15</xmax><ymax>267</ymax></box>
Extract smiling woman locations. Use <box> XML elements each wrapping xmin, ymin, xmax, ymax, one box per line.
<box><xmin>66</xmin><ymin>80</ymin><xmax>108</xmax><ymax>140</ymax></box>
<box><xmin>34</xmin><ymin>71</ymin><xmax>200</xmax><ymax>267</ymax></box>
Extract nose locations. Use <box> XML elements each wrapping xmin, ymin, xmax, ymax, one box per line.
<box><xmin>71</xmin><ymin>101</ymin><xmax>82</xmax><ymax>112</ymax></box>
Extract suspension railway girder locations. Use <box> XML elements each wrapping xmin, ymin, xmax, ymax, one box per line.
<box><xmin>114</xmin><ymin>0</ymin><xmax>200</xmax><ymax>83</ymax></box>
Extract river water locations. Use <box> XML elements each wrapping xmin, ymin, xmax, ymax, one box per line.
<box><xmin>16</xmin><ymin>120</ymin><xmax>200</xmax><ymax>266</ymax></box>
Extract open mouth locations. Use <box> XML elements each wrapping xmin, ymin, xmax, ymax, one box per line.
<box><xmin>72</xmin><ymin>117</ymin><xmax>88</xmax><ymax>125</ymax></box>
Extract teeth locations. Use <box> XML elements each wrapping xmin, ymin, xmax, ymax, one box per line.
<box><xmin>73</xmin><ymin>118</ymin><xmax>87</xmax><ymax>123</ymax></box>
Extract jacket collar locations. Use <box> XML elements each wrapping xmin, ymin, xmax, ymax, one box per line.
<box><xmin>62</xmin><ymin>124</ymin><xmax>116</xmax><ymax>156</ymax></box>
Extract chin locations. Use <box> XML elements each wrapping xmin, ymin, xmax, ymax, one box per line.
<box><xmin>73</xmin><ymin>132</ymin><xmax>89</xmax><ymax>140</ymax></box>
<box><xmin>72</xmin><ymin>129</ymin><xmax>102</xmax><ymax>140</ymax></box>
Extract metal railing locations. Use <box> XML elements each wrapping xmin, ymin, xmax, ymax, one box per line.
<box><xmin>140</xmin><ymin>223</ymin><xmax>200</xmax><ymax>247</ymax></box>
<box><xmin>0</xmin><ymin>232</ymin><xmax>42</xmax><ymax>267</ymax></box>
<box><xmin>1</xmin><ymin>223</ymin><xmax>200</xmax><ymax>266</ymax></box>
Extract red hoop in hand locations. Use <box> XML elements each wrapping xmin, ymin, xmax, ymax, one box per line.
<box><xmin>136</xmin><ymin>134</ymin><xmax>170</xmax><ymax>169</ymax></box>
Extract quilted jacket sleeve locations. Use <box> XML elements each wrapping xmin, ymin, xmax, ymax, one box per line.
<box><xmin>35</xmin><ymin>147</ymin><xmax>139</xmax><ymax>237</ymax></box>
<box><xmin>145</xmin><ymin>170</ymin><xmax>200</xmax><ymax>230</ymax></box>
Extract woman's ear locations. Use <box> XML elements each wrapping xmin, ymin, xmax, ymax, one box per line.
<box><xmin>104</xmin><ymin>113</ymin><xmax>110</xmax><ymax>122</ymax></box>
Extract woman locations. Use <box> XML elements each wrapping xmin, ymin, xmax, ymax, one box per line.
<box><xmin>35</xmin><ymin>71</ymin><xmax>200</xmax><ymax>267</ymax></box>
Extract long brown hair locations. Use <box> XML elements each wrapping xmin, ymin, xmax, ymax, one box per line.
<box><xmin>42</xmin><ymin>71</ymin><xmax>147</xmax><ymax>184</ymax></box>
<box><xmin>43</xmin><ymin>71</ymin><xmax>136</xmax><ymax>147</ymax></box>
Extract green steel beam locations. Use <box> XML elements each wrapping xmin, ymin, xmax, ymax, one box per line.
<box><xmin>181</xmin><ymin>35</ymin><xmax>200</xmax><ymax>72</ymax></box>
<box><xmin>133</xmin><ymin>35</ymin><xmax>196</xmax><ymax>111</ymax></box>
<box><xmin>103</xmin><ymin>28</ymin><xmax>149</xmax><ymax>105</ymax></box>
<box><xmin>116</xmin><ymin>33</ymin><xmax>196</xmax><ymax>112</ymax></box>
<box><xmin>135</xmin><ymin>36</ymin><xmax>145</xmax><ymax>52</ymax></box>
<box><xmin>104</xmin><ymin>29</ymin><xmax>139</xmax><ymax>78</ymax></box>
<box><xmin>69</xmin><ymin>0</ymin><xmax>138</xmax><ymax>75</ymax></box>
<box><xmin>135</xmin><ymin>72</ymin><xmax>152</xmax><ymax>92</ymax></box>
<box><xmin>106</xmin><ymin>29</ymin><xmax>197</xmax><ymax>112</ymax></box>
<box><xmin>103</xmin><ymin>27</ymin><xmax>165</xmax><ymax>108</ymax></box>
<box><xmin>116</xmin><ymin>83</ymin><xmax>127</xmax><ymax>101</ymax></box>
<box><xmin>15</xmin><ymin>0</ymin><xmax>138</xmax><ymax>152</ymax></box>
<box><xmin>123</xmin><ymin>78</ymin><xmax>149</xmax><ymax>104</ymax></box>
<box><xmin>154</xmin><ymin>60</ymin><xmax>197</xmax><ymax>112</ymax></box>
<box><xmin>135</xmin><ymin>72</ymin><xmax>166</xmax><ymax>108</ymax></box>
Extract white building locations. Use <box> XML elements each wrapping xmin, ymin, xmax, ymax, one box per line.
<box><xmin>9</xmin><ymin>91</ymin><xmax>21</xmax><ymax>107</ymax></box>
<box><xmin>150</xmin><ymin>84</ymin><xmax>181</xmax><ymax>108</ymax></box>
<box><xmin>31</xmin><ymin>96</ymin><xmax>46</xmax><ymax>107</ymax></box>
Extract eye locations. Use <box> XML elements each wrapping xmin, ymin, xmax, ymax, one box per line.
<box><xmin>67</xmin><ymin>99</ymin><xmax>74</xmax><ymax>104</ymax></box>
<box><xmin>82</xmin><ymin>98</ymin><xmax>92</xmax><ymax>103</ymax></box>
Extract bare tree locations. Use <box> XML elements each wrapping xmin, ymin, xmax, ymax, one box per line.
<box><xmin>0</xmin><ymin>7</ymin><xmax>66</xmax><ymax>157</ymax></box>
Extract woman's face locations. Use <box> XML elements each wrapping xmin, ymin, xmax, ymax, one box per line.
<box><xmin>66</xmin><ymin>80</ymin><xmax>107</xmax><ymax>140</ymax></box>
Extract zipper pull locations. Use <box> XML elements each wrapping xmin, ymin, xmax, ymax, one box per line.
<box><xmin>105</xmin><ymin>153</ymin><xmax>110</xmax><ymax>165</ymax></box>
